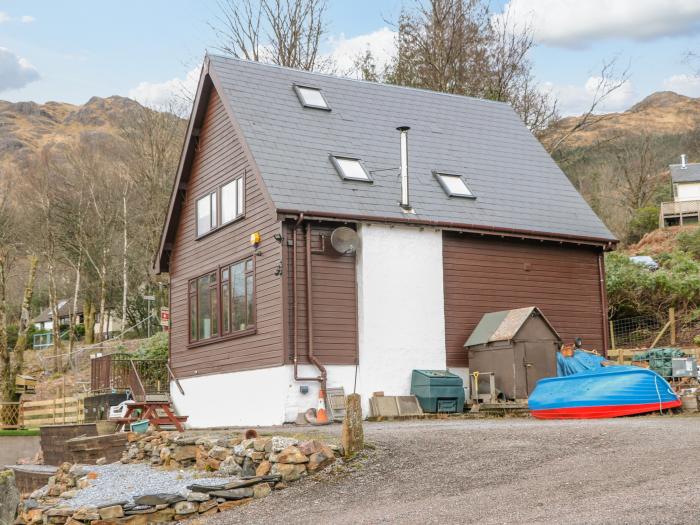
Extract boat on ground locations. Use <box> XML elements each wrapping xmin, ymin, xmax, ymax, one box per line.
<box><xmin>528</xmin><ymin>365</ymin><xmax>681</xmax><ymax>419</ymax></box>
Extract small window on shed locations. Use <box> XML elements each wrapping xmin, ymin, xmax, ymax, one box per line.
<box><xmin>434</xmin><ymin>172</ymin><xmax>475</xmax><ymax>198</ymax></box>
<box><xmin>330</xmin><ymin>156</ymin><xmax>371</xmax><ymax>181</ymax></box>
<box><xmin>294</xmin><ymin>85</ymin><xmax>330</xmax><ymax>110</ymax></box>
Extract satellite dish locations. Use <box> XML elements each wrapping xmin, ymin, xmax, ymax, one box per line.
<box><xmin>330</xmin><ymin>227</ymin><xmax>359</xmax><ymax>255</ymax></box>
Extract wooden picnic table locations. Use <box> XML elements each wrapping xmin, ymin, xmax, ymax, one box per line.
<box><xmin>112</xmin><ymin>401</ymin><xmax>188</xmax><ymax>432</ymax></box>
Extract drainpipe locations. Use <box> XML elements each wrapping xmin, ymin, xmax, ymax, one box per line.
<box><xmin>292</xmin><ymin>215</ymin><xmax>325</xmax><ymax>387</ymax></box>
<box><xmin>597</xmin><ymin>252</ymin><xmax>610</xmax><ymax>356</ymax></box>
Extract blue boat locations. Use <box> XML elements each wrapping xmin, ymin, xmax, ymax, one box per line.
<box><xmin>529</xmin><ymin>365</ymin><xmax>681</xmax><ymax>419</ymax></box>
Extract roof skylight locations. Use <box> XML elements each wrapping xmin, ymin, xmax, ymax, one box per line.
<box><xmin>331</xmin><ymin>156</ymin><xmax>371</xmax><ymax>181</ymax></box>
<box><xmin>294</xmin><ymin>84</ymin><xmax>330</xmax><ymax>110</ymax></box>
<box><xmin>434</xmin><ymin>172</ymin><xmax>475</xmax><ymax>198</ymax></box>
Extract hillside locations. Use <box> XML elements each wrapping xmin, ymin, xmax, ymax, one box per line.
<box><xmin>0</xmin><ymin>95</ymin><xmax>148</xmax><ymax>172</ymax></box>
<box><xmin>545</xmin><ymin>91</ymin><xmax>700</xmax><ymax>150</ymax></box>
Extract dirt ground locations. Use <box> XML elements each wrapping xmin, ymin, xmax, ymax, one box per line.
<box><xmin>205</xmin><ymin>416</ymin><xmax>700</xmax><ymax>525</ymax></box>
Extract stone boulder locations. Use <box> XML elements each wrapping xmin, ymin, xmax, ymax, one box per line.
<box><xmin>0</xmin><ymin>470</ymin><xmax>20</xmax><ymax>525</ymax></box>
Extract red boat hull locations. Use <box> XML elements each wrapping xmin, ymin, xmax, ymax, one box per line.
<box><xmin>531</xmin><ymin>399</ymin><xmax>682</xmax><ymax>419</ymax></box>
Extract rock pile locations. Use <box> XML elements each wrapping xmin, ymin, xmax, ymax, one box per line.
<box><xmin>16</xmin><ymin>433</ymin><xmax>341</xmax><ymax>525</ymax></box>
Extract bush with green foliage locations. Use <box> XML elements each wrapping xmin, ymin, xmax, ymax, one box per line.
<box><xmin>627</xmin><ymin>206</ymin><xmax>660</xmax><ymax>244</ymax></box>
<box><xmin>136</xmin><ymin>332</ymin><xmax>169</xmax><ymax>360</ymax></box>
<box><xmin>677</xmin><ymin>228</ymin><xmax>700</xmax><ymax>260</ymax></box>
<box><xmin>606</xmin><ymin>250</ymin><xmax>700</xmax><ymax>319</ymax></box>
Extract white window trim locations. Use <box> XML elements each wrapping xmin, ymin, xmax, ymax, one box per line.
<box><xmin>221</xmin><ymin>176</ymin><xmax>245</xmax><ymax>225</ymax></box>
<box><xmin>293</xmin><ymin>84</ymin><xmax>331</xmax><ymax>111</ymax></box>
<box><xmin>433</xmin><ymin>171</ymin><xmax>476</xmax><ymax>199</ymax></box>
<box><xmin>330</xmin><ymin>155</ymin><xmax>373</xmax><ymax>182</ymax></box>
<box><xmin>196</xmin><ymin>192</ymin><xmax>217</xmax><ymax>237</ymax></box>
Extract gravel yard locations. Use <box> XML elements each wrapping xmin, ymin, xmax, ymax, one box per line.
<box><xmin>54</xmin><ymin>464</ymin><xmax>237</xmax><ymax>508</ymax></box>
<box><xmin>205</xmin><ymin>416</ymin><xmax>700</xmax><ymax>525</ymax></box>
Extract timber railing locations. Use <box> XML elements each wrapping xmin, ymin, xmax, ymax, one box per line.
<box><xmin>660</xmin><ymin>199</ymin><xmax>700</xmax><ymax>227</ymax></box>
<box><xmin>91</xmin><ymin>354</ymin><xmax>169</xmax><ymax>397</ymax></box>
<box><xmin>0</xmin><ymin>397</ymin><xmax>84</xmax><ymax>429</ymax></box>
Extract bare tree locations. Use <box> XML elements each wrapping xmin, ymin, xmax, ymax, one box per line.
<box><xmin>613</xmin><ymin>132</ymin><xmax>661</xmax><ymax>212</ymax></box>
<box><xmin>211</xmin><ymin>0</ymin><xmax>332</xmax><ymax>72</ymax></box>
<box><xmin>543</xmin><ymin>58</ymin><xmax>632</xmax><ymax>154</ymax></box>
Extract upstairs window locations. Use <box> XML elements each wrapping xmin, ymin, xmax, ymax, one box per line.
<box><xmin>195</xmin><ymin>176</ymin><xmax>245</xmax><ymax>238</ymax></box>
<box><xmin>196</xmin><ymin>192</ymin><xmax>217</xmax><ymax>236</ymax></box>
<box><xmin>331</xmin><ymin>156</ymin><xmax>371</xmax><ymax>182</ymax></box>
<box><xmin>294</xmin><ymin>84</ymin><xmax>330</xmax><ymax>110</ymax></box>
<box><xmin>221</xmin><ymin>178</ymin><xmax>244</xmax><ymax>224</ymax></box>
<box><xmin>434</xmin><ymin>172</ymin><xmax>475</xmax><ymax>198</ymax></box>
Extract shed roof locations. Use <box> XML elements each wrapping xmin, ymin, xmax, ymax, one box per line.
<box><xmin>33</xmin><ymin>299</ymin><xmax>79</xmax><ymax>323</ymax></box>
<box><xmin>156</xmin><ymin>56</ymin><xmax>616</xmax><ymax>272</ymax></box>
<box><xmin>464</xmin><ymin>306</ymin><xmax>560</xmax><ymax>347</ymax></box>
<box><xmin>670</xmin><ymin>163</ymin><xmax>700</xmax><ymax>183</ymax></box>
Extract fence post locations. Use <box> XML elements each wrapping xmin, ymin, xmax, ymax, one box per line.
<box><xmin>669</xmin><ymin>307</ymin><xmax>676</xmax><ymax>346</ymax></box>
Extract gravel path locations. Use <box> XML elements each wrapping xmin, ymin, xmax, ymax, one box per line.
<box><xmin>204</xmin><ymin>416</ymin><xmax>700</xmax><ymax>525</ymax></box>
<box><xmin>56</xmin><ymin>464</ymin><xmax>236</xmax><ymax>508</ymax></box>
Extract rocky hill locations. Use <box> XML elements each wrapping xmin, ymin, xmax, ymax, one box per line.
<box><xmin>0</xmin><ymin>96</ymin><xmax>148</xmax><ymax>170</ymax></box>
<box><xmin>545</xmin><ymin>91</ymin><xmax>700</xmax><ymax>150</ymax></box>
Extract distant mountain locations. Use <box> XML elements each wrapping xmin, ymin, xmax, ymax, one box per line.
<box><xmin>545</xmin><ymin>91</ymin><xmax>700</xmax><ymax>150</ymax></box>
<box><xmin>0</xmin><ymin>96</ymin><xmax>148</xmax><ymax>168</ymax></box>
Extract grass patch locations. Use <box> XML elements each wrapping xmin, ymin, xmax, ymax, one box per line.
<box><xmin>0</xmin><ymin>429</ymin><xmax>40</xmax><ymax>436</ymax></box>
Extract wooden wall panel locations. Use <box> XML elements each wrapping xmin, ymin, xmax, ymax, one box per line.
<box><xmin>283</xmin><ymin>222</ymin><xmax>358</xmax><ymax>366</ymax></box>
<box><xmin>443</xmin><ymin>233</ymin><xmax>606</xmax><ymax>367</ymax></box>
<box><xmin>169</xmin><ymin>87</ymin><xmax>284</xmax><ymax>378</ymax></box>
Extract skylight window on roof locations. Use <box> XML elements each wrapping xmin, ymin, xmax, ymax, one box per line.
<box><xmin>294</xmin><ymin>85</ymin><xmax>330</xmax><ymax>110</ymax></box>
<box><xmin>434</xmin><ymin>172</ymin><xmax>475</xmax><ymax>198</ymax></box>
<box><xmin>331</xmin><ymin>156</ymin><xmax>371</xmax><ymax>181</ymax></box>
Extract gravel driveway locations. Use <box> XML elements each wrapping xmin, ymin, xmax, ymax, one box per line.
<box><xmin>203</xmin><ymin>416</ymin><xmax>700</xmax><ymax>525</ymax></box>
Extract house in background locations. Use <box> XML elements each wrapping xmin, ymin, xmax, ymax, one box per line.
<box><xmin>661</xmin><ymin>154</ymin><xmax>700</xmax><ymax>226</ymax></box>
<box><xmin>155</xmin><ymin>55</ymin><xmax>616</xmax><ymax>427</ymax></box>
<box><xmin>32</xmin><ymin>300</ymin><xmax>123</xmax><ymax>349</ymax></box>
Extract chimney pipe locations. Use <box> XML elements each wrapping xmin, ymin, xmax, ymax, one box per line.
<box><xmin>681</xmin><ymin>154</ymin><xmax>688</xmax><ymax>169</ymax></box>
<box><xmin>397</xmin><ymin>126</ymin><xmax>411</xmax><ymax>210</ymax></box>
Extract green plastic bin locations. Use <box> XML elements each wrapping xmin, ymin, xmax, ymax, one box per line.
<box><xmin>410</xmin><ymin>370</ymin><xmax>465</xmax><ymax>413</ymax></box>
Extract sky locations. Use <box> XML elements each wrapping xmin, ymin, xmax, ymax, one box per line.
<box><xmin>1</xmin><ymin>0</ymin><xmax>700</xmax><ymax>116</ymax></box>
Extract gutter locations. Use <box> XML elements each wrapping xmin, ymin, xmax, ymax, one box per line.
<box><xmin>277</xmin><ymin>209</ymin><xmax>618</xmax><ymax>250</ymax></box>
<box><xmin>597</xmin><ymin>253</ymin><xmax>611</xmax><ymax>356</ymax></box>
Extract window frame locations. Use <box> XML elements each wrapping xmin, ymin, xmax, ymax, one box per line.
<box><xmin>220</xmin><ymin>176</ymin><xmax>245</xmax><ymax>226</ymax></box>
<box><xmin>187</xmin><ymin>255</ymin><xmax>257</xmax><ymax>348</ymax></box>
<box><xmin>293</xmin><ymin>84</ymin><xmax>331</xmax><ymax>111</ymax></box>
<box><xmin>194</xmin><ymin>175</ymin><xmax>246</xmax><ymax>239</ymax></box>
<box><xmin>330</xmin><ymin>155</ymin><xmax>373</xmax><ymax>183</ymax></box>
<box><xmin>433</xmin><ymin>171</ymin><xmax>476</xmax><ymax>199</ymax></box>
<box><xmin>195</xmin><ymin>191</ymin><xmax>217</xmax><ymax>237</ymax></box>
<box><xmin>188</xmin><ymin>271</ymin><xmax>219</xmax><ymax>344</ymax></box>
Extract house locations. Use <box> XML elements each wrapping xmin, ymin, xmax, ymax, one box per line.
<box><xmin>32</xmin><ymin>300</ymin><xmax>122</xmax><ymax>348</ymax></box>
<box><xmin>661</xmin><ymin>154</ymin><xmax>700</xmax><ymax>226</ymax></box>
<box><xmin>155</xmin><ymin>55</ymin><xmax>616</xmax><ymax>427</ymax></box>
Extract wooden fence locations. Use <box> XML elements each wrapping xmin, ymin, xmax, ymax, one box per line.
<box><xmin>0</xmin><ymin>397</ymin><xmax>85</xmax><ymax>429</ymax></box>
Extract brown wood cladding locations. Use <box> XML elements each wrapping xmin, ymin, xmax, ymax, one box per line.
<box><xmin>283</xmin><ymin>222</ymin><xmax>358</xmax><ymax>365</ymax></box>
<box><xmin>443</xmin><ymin>232</ymin><xmax>605</xmax><ymax>367</ymax></box>
<box><xmin>169</xmin><ymin>87</ymin><xmax>284</xmax><ymax>378</ymax></box>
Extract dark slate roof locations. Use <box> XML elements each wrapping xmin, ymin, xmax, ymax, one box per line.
<box><xmin>33</xmin><ymin>299</ymin><xmax>80</xmax><ymax>323</ymax></box>
<box><xmin>670</xmin><ymin>163</ymin><xmax>700</xmax><ymax>183</ymax></box>
<box><xmin>209</xmin><ymin>56</ymin><xmax>614</xmax><ymax>241</ymax></box>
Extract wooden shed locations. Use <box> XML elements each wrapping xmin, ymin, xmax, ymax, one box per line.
<box><xmin>464</xmin><ymin>307</ymin><xmax>561</xmax><ymax>400</ymax></box>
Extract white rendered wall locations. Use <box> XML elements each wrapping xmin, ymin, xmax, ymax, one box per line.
<box><xmin>355</xmin><ymin>223</ymin><xmax>447</xmax><ymax>415</ymax></box>
<box><xmin>676</xmin><ymin>182</ymin><xmax>700</xmax><ymax>201</ymax></box>
<box><xmin>171</xmin><ymin>364</ymin><xmax>359</xmax><ymax>428</ymax></box>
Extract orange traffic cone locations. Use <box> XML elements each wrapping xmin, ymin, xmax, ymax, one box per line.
<box><xmin>316</xmin><ymin>389</ymin><xmax>329</xmax><ymax>424</ymax></box>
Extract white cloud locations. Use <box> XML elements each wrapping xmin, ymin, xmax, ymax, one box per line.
<box><xmin>20</xmin><ymin>15</ymin><xmax>35</xmax><ymax>23</ymax></box>
<box><xmin>0</xmin><ymin>12</ymin><xmax>10</xmax><ymax>23</ymax></box>
<box><xmin>128</xmin><ymin>65</ymin><xmax>201</xmax><ymax>107</ymax></box>
<box><xmin>327</xmin><ymin>27</ymin><xmax>396</xmax><ymax>75</ymax></box>
<box><xmin>663</xmin><ymin>74</ymin><xmax>700</xmax><ymax>97</ymax></box>
<box><xmin>498</xmin><ymin>0</ymin><xmax>700</xmax><ymax>47</ymax></box>
<box><xmin>544</xmin><ymin>76</ymin><xmax>637</xmax><ymax>116</ymax></box>
<box><xmin>0</xmin><ymin>47</ymin><xmax>40</xmax><ymax>92</ymax></box>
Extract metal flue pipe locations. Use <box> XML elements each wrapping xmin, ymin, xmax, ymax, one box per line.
<box><xmin>397</xmin><ymin>126</ymin><xmax>411</xmax><ymax>210</ymax></box>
